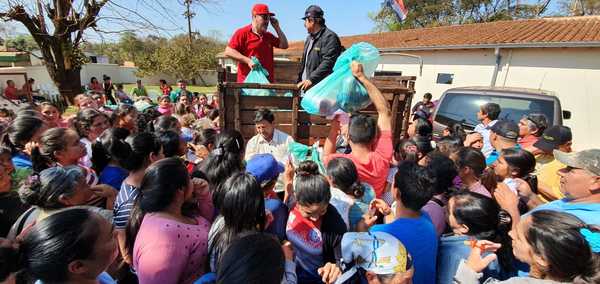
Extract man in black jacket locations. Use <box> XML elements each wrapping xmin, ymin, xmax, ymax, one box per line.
<box><xmin>297</xmin><ymin>5</ymin><xmax>343</xmax><ymax>91</ymax></box>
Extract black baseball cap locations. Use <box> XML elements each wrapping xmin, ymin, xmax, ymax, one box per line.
<box><xmin>302</xmin><ymin>5</ymin><xmax>324</xmax><ymax>19</ymax></box>
<box><xmin>533</xmin><ymin>125</ymin><xmax>572</xmax><ymax>152</ymax></box>
<box><xmin>491</xmin><ymin>120</ymin><xmax>519</xmax><ymax>141</ymax></box>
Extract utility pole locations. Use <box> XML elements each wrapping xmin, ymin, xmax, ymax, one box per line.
<box><xmin>183</xmin><ymin>0</ymin><xmax>195</xmax><ymax>45</ymax></box>
<box><xmin>183</xmin><ymin>0</ymin><xmax>197</xmax><ymax>84</ymax></box>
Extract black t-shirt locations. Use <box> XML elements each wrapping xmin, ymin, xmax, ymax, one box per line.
<box><xmin>0</xmin><ymin>192</ymin><xmax>30</xmax><ymax>238</ymax></box>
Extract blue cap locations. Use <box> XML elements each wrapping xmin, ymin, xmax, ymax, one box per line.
<box><xmin>246</xmin><ymin>154</ymin><xmax>284</xmax><ymax>186</ymax></box>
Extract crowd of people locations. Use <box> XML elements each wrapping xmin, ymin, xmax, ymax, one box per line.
<box><xmin>0</xmin><ymin>60</ymin><xmax>598</xmax><ymax>284</ymax></box>
<box><xmin>0</xmin><ymin>3</ymin><xmax>598</xmax><ymax>284</ymax></box>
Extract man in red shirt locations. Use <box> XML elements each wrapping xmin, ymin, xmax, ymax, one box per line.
<box><xmin>224</xmin><ymin>3</ymin><xmax>288</xmax><ymax>83</ymax></box>
<box><xmin>3</xmin><ymin>80</ymin><xmax>20</xmax><ymax>101</ymax></box>
<box><xmin>323</xmin><ymin>62</ymin><xmax>393</xmax><ymax>198</ymax></box>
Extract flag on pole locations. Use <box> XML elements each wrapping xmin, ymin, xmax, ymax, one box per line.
<box><xmin>385</xmin><ymin>0</ymin><xmax>408</xmax><ymax>21</ymax></box>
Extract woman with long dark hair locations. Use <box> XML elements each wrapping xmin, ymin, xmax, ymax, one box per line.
<box><xmin>208</xmin><ymin>172</ymin><xmax>265</xmax><ymax>272</ymax></box>
<box><xmin>125</xmin><ymin>158</ymin><xmax>212</xmax><ymax>283</ymax></box>
<box><xmin>91</xmin><ymin>128</ymin><xmax>131</xmax><ymax>191</ymax></box>
<box><xmin>326</xmin><ymin>157</ymin><xmax>375</xmax><ymax>231</ymax></box>
<box><xmin>2</xmin><ymin>114</ymin><xmax>47</xmax><ymax>171</ymax></box>
<box><xmin>112</xmin><ymin>132</ymin><xmax>163</xmax><ymax>264</ymax></box>
<box><xmin>286</xmin><ymin>160</ymin><xmax>346</xmax><ymax>283</ymax></box>
<box><xmin>457</xmin><ymin>210</ymin><xmax>600</xmax><ymax>284</ymax></box>
<box><xmin>31</xmin><ymin>127</ymin><xmax>86</xmax><ymax>173</ymax></box>
<box><xmin>492</xmin><ymin>148</ymin><xmax>538</xmax><ymax>212</ymax></box>
<box><xmin>0</xmin><ymin>208</ymin><xmax>118</xmax><ymax>284</ymax></box>
<box><xmin>215</xmin><ymin>233</ymin><xmax>296</xmax><ymax>284</ymax></box>
<box><xmin>199</xmin><ymin>130</ymin><xmax>245</xmax><ymax>201</ymax></box>
<box><xmin>451</xmin><ymin>147</ymin><xmax>491</xmax><ymax>197</ymax></box>
<box><xmin>438</xmin><ymin>192</ymin><xmax>515</xmax><ymax>284</ymax></box>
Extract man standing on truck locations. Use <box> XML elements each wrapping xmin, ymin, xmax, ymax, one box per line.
<box><xmin>474</xmin><ymin>102</ymin><xmax>501</xmax><ymax>157</ymax></box>
<box><xmin>296</xmin><ymin>5</ymin><xmax>342</xmax><ymax>91</ymax></box>
<box><xmin>224</xmin><ymin>4</ymin><xmax>289</xmax><ymax>83</ymax></box>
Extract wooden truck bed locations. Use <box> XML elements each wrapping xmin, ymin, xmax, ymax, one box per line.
<box><xmin>217</xmin><ymin>61</ymin><xmax>415</xmax><ymax>146</ymax></box>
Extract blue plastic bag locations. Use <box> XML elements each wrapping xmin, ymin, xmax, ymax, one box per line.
<box><xmin>242</xmin><ymin>57</ymin><xmax>276</xmax><ymax>96</ymax></box>
<box><xmin>301</xmin><ymin>42</ymin><xmax>380</xmax><ymax>116</ymax></box>
<box><xmin>288</xmin><ymin>141</ymin><xmax>326</xmax><ymax>174</ymax></box>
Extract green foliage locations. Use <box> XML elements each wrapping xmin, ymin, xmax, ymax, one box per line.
<box><xmin>136</xmin><ymin>34</ymin><xmax>224</xmax><ymax>82</ymax></box>
<box><xmin>559</xmin><ymin>0</ymin><xmax>600</xmax><ymax>15</ymax></box>
<box><xmin>370</xmin><ymin>0</ymin><xmax>557</xmax><ymax>31</ymax></box>
<box><xmin>5</xmin><ymin>34</ymin><xmax>39</xmax><ymax>51</ymax></box>
<box><xmin>85</xmin><ymin>32</ymin><xmax>223</xmax><ymax>83</ymax></box>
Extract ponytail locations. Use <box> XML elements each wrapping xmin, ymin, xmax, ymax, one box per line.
<box><xmin>124</xmin><ymin>158</ymin><xmax>190</xmax><ymax>259</ymax></box>
<box><xmin>326</xmin><ymin>157</ymin><xmax>364</xmax><ymax>199</ymax></box>
<box><xmin>450</xmin><ymin>192</ymin><xmax>515</xmax><ymax>273</ymax></box>
<box><xmin>91</xmin><ymin>128</ymin><xmax>131</xmax><ymax>173</ymax></box>
<box><xmin>199</xmin><ymin>130</ymin><xmax>244</xmax><ymax>191</ymax></box>
<box><xmin>31</xmin><ymin>127</ymin><xmax>71</xmax><ymax>173</ymax></box>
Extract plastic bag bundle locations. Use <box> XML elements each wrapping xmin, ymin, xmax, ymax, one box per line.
<box><xmin>288</xmin><ymin>141</ymin><xmax>326</xmax><ymax>174</ymax></box>
<box><xmin>301</xmin><ymin>42</ymin><xmax>380</xmax><ymax>116</ymax></box>
<box><xmin>242</xmin><ymin>57</ymin><xmax>276</xmax><ymax>97</ymax></box>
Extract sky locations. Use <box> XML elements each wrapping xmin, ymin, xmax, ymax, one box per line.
<box><xmin>3</xmin><ymin>0</ymin><xmax>563</xmax><ymax>43</ymax></box>
<box><xmin>85</xmin><ymin>0</ymin><xmax>384</xmax><ymax>43</ymax></box>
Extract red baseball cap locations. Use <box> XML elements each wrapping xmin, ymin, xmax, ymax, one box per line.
<box><xmin>252</xmin><ymin>3</ymin><xmax>275</xmax><ymax>16</ymax></box>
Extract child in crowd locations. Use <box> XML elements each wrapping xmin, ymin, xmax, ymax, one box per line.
<box><xmin>438</xmin><ymin>192</ymin><xmax>515</xmax><ymax>284</ymax></box>
<box><xmin>285</xmin><ymin>160</ymin><xmax>346</xmax><ymax>284</ymax></box>
<box><xmin>72</xmin><ymin>108</ymin><xmax>111</xmax><ymax>168</ymax></box>
<box><xmin>92</xmin><ymin>128</ymin><xmax>131</xmax><ymax>191</ymax></box>
<box><xmin>326</xmin><ymin>157</ymin><xmax>375</xmax><ymax>231</ymax></box>
<box><xmin>40</xmin><ymin>102</ymin><xmax>67</xmax><ymax>128</ymax></box>
<box><xmin>157</xmin><ymin>95</ymin><xmax>173</xmax><ymax>116</ymax></box>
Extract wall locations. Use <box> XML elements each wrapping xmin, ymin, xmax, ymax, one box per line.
<box><xmin>378</xmin><ymin>47</ymin><xmax>600</xmax><ymax>150</ymax></box>
<box><xmin>0</xmin><ymin>65</ymin><xmax>217</xmax><ymax>89</ymax></box>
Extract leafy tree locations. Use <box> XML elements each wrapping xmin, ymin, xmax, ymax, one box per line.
<box><xmin>371</xmin><ymin>0</ymin><xmax>557</xmax><ymax>31</ymax></box>
<box><xmin>137</xmin><ymin>34</ymin><xmax>224</xmax><ymax>85</ymax></box>
<box><xmin>5</xmin><ymin>34</ymin><xmax>39</xmax><ymax>52</ymax></box>
<box><xmin>559</xmin><ymin>0</ymin><xmax>600</xmax><ymax>15</ymax></box>
<box><xmin>1</xmin><ymin>1</ymin><xmax>109</xmax><ymax>100</ymax></box>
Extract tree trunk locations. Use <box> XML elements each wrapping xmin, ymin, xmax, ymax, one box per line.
<box><xmin>52</xmin><ymin>67</ymin><xmax>82</xmax><ymax>104</ymax></box>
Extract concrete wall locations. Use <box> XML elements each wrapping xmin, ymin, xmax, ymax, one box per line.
<box><xmin>138</xmin><ymin>70</ymin><xmax>218</xmax><ymax>86</ymax></box>
<box><xmin>378</xmin><ymin>47</ymin><xmax>600</xmax><ymax>150</ymax></box>
<box><xmin>0</xmin><ymin>65</ymin><xmax>217</xmax><ymax>89</ymax></box>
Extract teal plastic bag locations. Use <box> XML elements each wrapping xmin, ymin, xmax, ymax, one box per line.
<box><xmin>288</xmin><ymin>141</ymin><xmax>326</xmax><ymax>174</ymax></box>
<box><xmin>242</xmin><ymin>57</ymin><xmax>276</xmax><ymax>96</ymax></box>
<box><xmin>301</xmin><ymin>42</ymin><xmax>380</xmax><ymax>116</ymax></box>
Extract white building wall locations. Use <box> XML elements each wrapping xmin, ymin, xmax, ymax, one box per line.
<box><xmin>378</xmin><ymin>48</ymin><xmax>600</xmax><ymax>150</ymax></box>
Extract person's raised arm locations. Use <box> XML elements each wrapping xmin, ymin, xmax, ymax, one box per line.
<box><xmin>224</xmin><ymin>46</ymin><xmax>255</xmax><ymax>69</ymax></box>
<box><xmin>352</xmin><ymin>62</ymin><xmax>392</xmax><ymax>132</ymax></box>
<box><xmin>270</xmin><ymin>17</ymin><xmax>288</xmax><ymax>49</ymax></box>
<box><xmin>323</xmin><ymin>118</ymin><xmax>340</xmax><ymax>157</ymax></box>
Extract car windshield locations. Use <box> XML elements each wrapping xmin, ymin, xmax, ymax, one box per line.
<box><xmin>434</xmin><ymin>92</ymin><xmax>555</xmax><ymax>130</ymax></box>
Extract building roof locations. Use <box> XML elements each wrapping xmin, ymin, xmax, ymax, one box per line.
<box><xmin>276</xmin><ymin>16</ymin><xmax>600</xmax><ymax>56</ymax></box>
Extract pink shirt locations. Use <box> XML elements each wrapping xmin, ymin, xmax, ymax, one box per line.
<box><xmin>157</xmin><ymin>106</ymin><xmax>172</xmax><ymax>116</ymax></box>
<box><xmin>469</xmin><ymin>182</ymin><xmax>492</xmax><ymax>198</ymax></box>
<box><xmin>325</xmin><ymin>130</ymin><xmax>393</xmax><ymax>198</ymax></box>
<box><xmin>133</xmin><ymin>214</ymin><xmax>210</xmax><ymax>284</ymax></box>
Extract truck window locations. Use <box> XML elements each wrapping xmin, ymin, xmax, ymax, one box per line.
<box><xmin>435</xmin><ymin>93</ymin><xmax>555</xmax><ymax>130</ymax></box>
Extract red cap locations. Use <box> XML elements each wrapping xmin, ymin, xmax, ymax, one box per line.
<box><xmin>252</xmin><ymin>4</ymin><xmax>275</xmax><ymax>16</ymax></box>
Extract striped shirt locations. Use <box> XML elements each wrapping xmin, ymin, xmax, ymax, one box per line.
<box><xmin>113</xmin><ymin>182</ymin><xmax>138</xmax><ymax>229</ymax></box>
